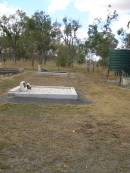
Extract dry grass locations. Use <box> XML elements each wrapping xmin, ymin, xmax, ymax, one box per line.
<box><xmin>0</xmin><ymin>61</ymin><xmax>130</xmax><ymax>173</ymax></box>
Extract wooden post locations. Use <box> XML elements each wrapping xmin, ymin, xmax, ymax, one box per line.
<box><xmin>119</xmin><ymin>71</ymin><xmax>122</xmax><ymax>86</ymax></box>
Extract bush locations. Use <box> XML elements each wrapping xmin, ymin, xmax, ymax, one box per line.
<box><xmin>56</xmin><ymin>45</ymin><xmax>74</xmax><ymax>67</ymax></box>
<box><xmin>77</xmin><ymin>53</ymin><xmax>85</xmax><ymax>64</ymax></box>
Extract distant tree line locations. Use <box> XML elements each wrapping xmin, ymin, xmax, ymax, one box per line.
<box><xmin>0</xmin><ymin>5</ymin><xmax>130</xmax><ymax>67</ymax></box>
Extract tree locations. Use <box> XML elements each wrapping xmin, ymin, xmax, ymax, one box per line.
<box><xmin>62</xmin><ymin>17</ymin><xmax>81</xmax><ymax>66</ymax></box>
<box><xmin>86</xmin><ymin>5</ymin><xmax>118</xmax><ymax>66</ymax></box>
<box><xmin>22</xmin><ymin>17</ymin><xmax>38</xmax><ymax>66</ymax></box>
<box><xmin>29</xmin><ymin>11</ymin><xmax>53</xmax><ymax>65</ymax></box>
<box><xmin>0</xmin><ymin>10</ymin><xmax>26</xmax><ymax>62</ymax></box>
<box><xmin>24</xmin><ymin>15</ymin><xmax>62</xmax><ymax>66</ymax></box>
<box><xmin>127</xmin><ymin>21</ymin><xmax>130</xmax><ymax>48</ymax></box>
<box><xmin>56</xmin><ymin>44</ymin><xmax>69</xmax><ymax>67</ymax></box>
<box><xmin>117</xmin><ymin>28</ymin><xmax>128</xmax><ymax>48</ymax></box>
<box><xmin>51</xmin><ymin>21</ymin><xmax>62</xmax><ymax>45</ymax></box>
<box><xmin>117</xmin><ymin>21</ymin><xmax>130</xmax><ymax>48</ymax></box>
<box><xmin>76</xmin><ymin>43</ymin><xmax>86</xmax><ymax>64</ymax></box>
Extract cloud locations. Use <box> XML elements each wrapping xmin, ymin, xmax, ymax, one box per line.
<box><xmin>112</xmin><ymin>14</ymin><xmax>130</xmax><ymax>33</ymax></box>
<box><xmin>74</xmin><ymin>0</ymin><xmax>130</xmax><ymax>13</ymax></box>
<box><xmin>0</xmin><ymin>1</ymin><xmax>17</xmax><ymax>16</ymax></box>
<box><xmin>109</xmin><ymin>0</ymin><xmax>130</xmax><ymax>12</ymax></box>
<box><xmin>48</xmin><ymin>0</ymin><xmax>73</xmax><ymax>13</ymax></box>
<box><xmin>74</xmin><ymin>0</ymin><xmax>130</xmax><ymax>22</ymax></box>
<box><xmin>77</xmin><ymin>28</ymin><xmax>88</xmax><ymax>40</ymax></box>
<box><xmin>74</xmin><ymin>0</ymin><xmax>130</xmax><ymax>36</ymax></box>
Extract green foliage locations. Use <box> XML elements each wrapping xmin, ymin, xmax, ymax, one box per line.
<box><xmin>0</xmin><ymin>9</ymin><xmax>99</xmax><ymax>66</ymax></box>
<box><xmin>86</xmin><ymin>5</ymin><xmax>118</xmax><ymax>65</ymax></box>
<box><xmin>77</xmin><ymin>53</ymin><xmax>85</xmax><ymax>64</ymax></box>
<box><xmin>61</xmin><ymin>17</ymin><xmax>81</xmax><ymax>66</ymax></box>
<box><xmin>76</xmin><ymin>43</ymin><xmax>86</xmax><ymax>64</ymax></box>
<box><xmin>117</xmin><ymin>27</ymin><xmax>130</xmax><ymax>48</ymax></box>
<box><xmin>25</xmin><ymin>11</ymin><xmax>60</xmax><ymax>65</ymax></box>
<box><xmin>56</xmin><ymin>45</ymin><xmax>70</xmax><ymax>67</ymax></box>
<box><xmin>0</xmin><ymin>10</ymin><xmax>26</xmax><ymax>61</ymax></box>
<box><xmin>0</xmin><ymin>5</ymin><xmax>127</xmax><ymax>67</ymax></box>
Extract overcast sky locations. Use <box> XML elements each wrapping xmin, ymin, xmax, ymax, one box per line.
<box><xmin>0</xmin><ymin>0</ymin><xmax>130</xmax><ymax>40</ymax></box>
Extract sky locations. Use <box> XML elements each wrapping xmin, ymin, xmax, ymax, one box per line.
<box><xmin>0</xmin><ymin>0</ymin><xmax>130</xmax><ymax>41</ymax></box>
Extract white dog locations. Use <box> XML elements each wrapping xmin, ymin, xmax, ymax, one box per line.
<box><xmin>19</xmin><ymin>81</ymin><xmax>31</xmax><ymax>91</ymax></box>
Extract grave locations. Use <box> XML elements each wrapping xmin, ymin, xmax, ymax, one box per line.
<box><xmin>37</xmin><ymin>71</ymin><xmax>68</xmax><ymax>76</ymax></box>
<box><xmin>0</xmin><ymin>68</ymin><xmax>24</xmax><ymax>76</ymax></box>
<box><xmin>37</xmin><ymin>65</ymin><xmax>68</xmax><ymax>76</ymax></box>
<box><xmin>122</xmin><ymin>77</ymin><xmax>130</xmax><ymax>87</ymax></box>
<box><xmin>8</xmin><ymin>85</ymin><xmax>78</xmax><ymax>100</ymax></box>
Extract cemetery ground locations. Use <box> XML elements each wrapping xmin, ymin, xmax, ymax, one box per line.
<box><xmin>0</xmin><ymin>61</ymin><xmax>130</xmax><ymax>173</ymax></box>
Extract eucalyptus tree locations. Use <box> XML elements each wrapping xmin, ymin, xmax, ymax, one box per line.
<box><xmin>117</xmin><ymin>28</ymin><xmax>129</xmax><ymax>48</ymax></box>
<box><xmin>49</xmin><ymin>21</ymin><xmax>62</xmax><ymax>61</ymax></box>
<box><xmin>126</xmin><ymin>21</ymin><xmax>130</xmax><ymax>47</ymax></box>
<box><xmin>86</xmin><ymin>5</ymin><xmax>118</xmax><ymax>66</ymax></box>
<box><xmin>0</xmin><ymin>10</ymin><xmax>26</xmax><ymax>62</ymax></box>
<box><xmin>18</xmin><ymin>11</ymin><xmax>61</xmax><ymax>66</ymax></box>
<box><xmin>28</xmin><ymin>11</ymin><xmax>54</xmax><ymax>65</ymax></box>
<box><xmin>76</xmin><ymin>43</ymin><xmax>86</xmax><ymax>64</ymax></box>
<box><xmin>51</xmin><ymin>21</ymin><xmax>62</xmax><ymax>46</ymax></box>
<box><xmin>61</xmin><ymin>17</ymin><xmax>81</xmax><ymax>66</ymax></box>
<box><xmin>62</xmin><ymin>17</ymin><xmax>81</xmax><ymax>47</ymax></box>
<box><xmin>22</xmin><ymin>17</ymin><xmax>38</xmax><ymax>66</ymax></box>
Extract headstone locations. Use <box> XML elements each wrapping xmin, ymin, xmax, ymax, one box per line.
<box><xmin>38</xmin><ymin>65</ymin><xmax>41</xmax><ymax>72</ymax></box>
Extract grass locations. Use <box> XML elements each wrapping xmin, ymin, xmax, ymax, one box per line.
<box><xmin>0</xmin><ymin>61</ymin><xmax>130</xmax><ymax>173</ymax></box>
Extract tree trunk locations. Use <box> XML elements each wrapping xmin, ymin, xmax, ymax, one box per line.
<box><xmin>31</xmin><ymin>55</ymin><xmax>35</xmax><ymax>70</ymax></box>
<box><xmin>43</xmin><ymin>57</ymin><xmax>47</xmax><ymax>65</ymax></box>
<box><xmin>38</xmin><ymin>52</ymin><xmax>43</xmax><ymax>65</ymax></box>
<box><xmin>13</xmin><ymin>39</ymin><xmax>17</xmax><ymax>64</ymax></box>
<box><xmin>43</xmin><ymin>52</ymin><xmax>47</xmax><ymax>65</ymax></box>
<box><xmin>92</xmin><ymin>62</ymin><xmax>95</xmax><ymax>72</ymax></box>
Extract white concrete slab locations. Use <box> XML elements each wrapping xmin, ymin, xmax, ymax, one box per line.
<box><xmin>122</xmin><ymin>77</ymin><xmax>130</xmax><ymax>86</ymax></box>
<box><xmin>8</xmin><ymin>85</ymin><xmax>78</xmax><ymax>100</ymax></box>
<box><xmin>37</xmin><ymin>71</ymin><xmax>68</xmax><ymax>76</ymax></box>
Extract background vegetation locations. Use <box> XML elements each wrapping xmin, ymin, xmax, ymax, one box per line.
<box><xmin>0</xmin><ymin>5</ymin><xmax>130</xmax><ymax>68</ymax></box>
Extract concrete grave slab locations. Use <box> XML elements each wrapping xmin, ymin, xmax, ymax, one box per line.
<box><xmin>8</xmin><ymin>85</ymin><xmax>78</xmax><ymax>100</ymax></box>
<box><xmin>37</xmin><ymin>71</ymin><xmax>68</xmax><ymax>76</ymax></box>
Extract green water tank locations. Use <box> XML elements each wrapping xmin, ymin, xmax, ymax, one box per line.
<box><xmin>109</xmin><ymin>49</ymin><xmax>130</xmax><ymax>74</ymax></box>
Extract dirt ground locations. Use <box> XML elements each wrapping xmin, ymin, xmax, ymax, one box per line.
<box><xmin>0</xmin><ymin>63</ymin><xmax>130</xmax><ymax>173</ymax></box>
